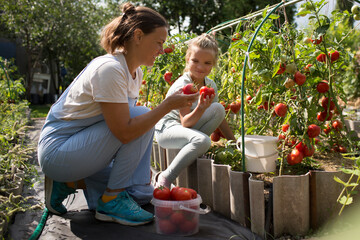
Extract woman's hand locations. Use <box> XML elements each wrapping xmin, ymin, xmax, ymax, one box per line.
<box><xmin>164</xmin><ymin>89</ymin><xmax>199</xmax><ymax>110</ymax></box>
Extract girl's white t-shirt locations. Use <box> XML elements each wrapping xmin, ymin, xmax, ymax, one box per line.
<box><xmin>52</xmin><ymin>52</ymin><xmax>142</xmax><ymax>120</ymax></box>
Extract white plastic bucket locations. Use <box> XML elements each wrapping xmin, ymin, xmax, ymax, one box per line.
<box><xmin>237</xmin><ymin>135</ymin><xmax>278</xmax><ymax>173</ymax></box>
<box><xmin>151</xmin><ymin>195</ymin><xmax>209</xmax><ymax>236</ymax></box>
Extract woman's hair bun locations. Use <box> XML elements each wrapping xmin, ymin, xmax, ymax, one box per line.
<box><xmin>121</xmin><ymin>2</ymin><xmax>136</xmax><ymax>16</ymax></box>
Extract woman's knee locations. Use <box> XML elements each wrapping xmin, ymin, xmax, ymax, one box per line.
<box><xmin>211</xmin><ymin>102</ymin><xmax>226</xmax><ymax>119</ymax></box>
<box><xmin>191</xmin><ymin>133</ymin><xmax>211</xmax><ymax>152</ymax></box>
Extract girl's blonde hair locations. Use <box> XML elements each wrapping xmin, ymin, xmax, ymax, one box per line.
<box><xmin>184</xmin><ymin>33</ymin><xmax>219</xmax><ymax>72</ymax></box>
<box><xmin>100</xmin><ymin>2</ymin><xmax>168</xmax><ymax>54</ymax></box>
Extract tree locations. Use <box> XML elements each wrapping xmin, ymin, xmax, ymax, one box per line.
<box><xmin>136</xmin><ymin>0</ymin><xmax>296</xmax><ymax>34</ymax></box>
<box><xmin>0</xmin><ymin>0</ymin><xmax>112</xmax><ymax>99</ymax></box>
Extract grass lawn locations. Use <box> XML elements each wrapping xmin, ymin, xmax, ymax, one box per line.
<box><xmin>29</xmin><ymin>104</ymin><xmax>51</xmax><ymax>118</ymax></box>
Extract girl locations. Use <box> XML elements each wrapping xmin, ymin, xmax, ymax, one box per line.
<box><xmin>154</xmin><ymin>33</ymin><xmax>236</xmax><ymax>188</ymax></box>
<box><xmin>37</xmin><ymin>2</ymin><xmax>198</xmax><ymax>226</ymax></box>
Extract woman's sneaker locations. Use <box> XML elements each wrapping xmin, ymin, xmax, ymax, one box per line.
<box><xmin>45</xmin><ymin>176</ymin><xmax>76</xmax><ymax>215</ymax></box>
<box><xmin>95</xmin><ymin>191</ymin><xmax>154</xmax><ymax>226</ymax></box>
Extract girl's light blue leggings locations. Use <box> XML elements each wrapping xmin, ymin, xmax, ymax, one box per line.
<box><xmin>155</xmin><ymin>102</ymin><xmax>225</xmax><ymax>184</ymax></box>
<box><xmin>37</xmin><ymin>98</ymin><xmax>154</xmax><ymax>208</ymax></box>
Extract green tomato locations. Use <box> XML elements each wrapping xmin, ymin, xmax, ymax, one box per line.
<box><xmin>280</xmin><ymin>55</ymin><xmax>287</xmax><ymax>63</ymax></box>
<box><xmin>354</xmin><ymin>14</ymin><xmax>360</xmax><ymax>21</ymax></box>
<box><xmin>285</xmin><ymin>63</ymin><xmax>297</xmax><ymax>74</ymax></box>
<box><xmin>216</xmin><ymin>151</ymin><xmax>229</xmax><ymax>163</ymax></box>
<box><xmin>268</xmin><ymin>39</ymin><xmax>274</xmax><ymax>49</ymax></box>
<box><xmin>303</xmin><ymin>37</ymin><xmax>311</xmax><ymax>44</ymax></box>
<box><xmin>351</xmin><ymin>5</ymin><xmax>360</xmax><ymax>15</ymax></box>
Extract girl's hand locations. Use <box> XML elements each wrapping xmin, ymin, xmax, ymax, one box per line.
<box><xmin>164</xmin><ymin>89</ymin><xmax>199</xmax><ymax>110</ymax></box>
<box><xmin>197</xmin><ymin>92</ymin><xmax>215</xmax><ymax>110</ymax></box>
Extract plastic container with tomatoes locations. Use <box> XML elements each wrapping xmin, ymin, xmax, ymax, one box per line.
<box><xmin>151</xmin><ymin>194</ymin><xmax>205</xmax><ymax>236</ymax></box>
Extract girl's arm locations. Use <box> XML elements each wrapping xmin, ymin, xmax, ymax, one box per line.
<box><xmin>179</xmin><ymin>93</ymin><xmax>214</xmax><ymax>128</ymax></box>
<box><xmin>218</xmin><ymin>119</ymin><xmax>236</xmax><ymax>141</ymax></box>
<box><xmin>101</xmin><ymin>90</ymin><xmax>199</xmax><ymax>144</ymax></box>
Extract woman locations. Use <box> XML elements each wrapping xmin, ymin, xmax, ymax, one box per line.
<box><xmin>37</xmin><ymin>2</ymin><xmax>198</xmax><ymax>226</ymax></box>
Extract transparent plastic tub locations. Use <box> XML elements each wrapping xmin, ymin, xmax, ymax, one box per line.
<box><xmin>151</xmin><ymin>195</ymin><xmax>207</xmax><ymax>236</ymax></box>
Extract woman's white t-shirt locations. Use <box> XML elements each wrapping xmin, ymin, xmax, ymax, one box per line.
<box><xmin>52</xmin><ymin>52</ymin><xmax>142</xmax><ymax>120</ymax></box>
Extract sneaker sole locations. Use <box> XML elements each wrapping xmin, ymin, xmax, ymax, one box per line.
<box><xmin>45</xmin><ymin>176</ymin><xmax>64</xmax><ymax>215</ymax></box>
<box><xmin>95</xmin><ymin>211</ymin><xmax>153</xmax><ymax>226</ymax></box>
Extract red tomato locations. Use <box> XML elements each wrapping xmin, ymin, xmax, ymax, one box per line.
<box><xmin>321</xmin><ymin>97</ymin><xmax>335</xmax><ymax>111</ymax></box>
<box><xmin>316</xmin><ymin>53</ymin><xmax>327</xmax><ymax>62</ymax></box>
<box><xmin>316</xmin><ymin>80</ymin><xmax>329</xmax><ymax>93</ymax></box>
<box><xmin>338</xmin><ymin>146</ymin><xmax>347</xmax><ymax>153</ymax></box>
<box><xmin>199</xmin><ymin>86</ymin><xmax>215</xmax><ymax>98</ymax></box>
<box><xmin>332</xmin><ymin>120</ymin><xmax>343</xmax><ymax>130</ymax></box>
<box><xmin>246</xmin><ymin>95</ymin><xmax>252</xmax><ymax>103</ymax></box>
<box><xmin>158</xmin><ymin>219</ymin><xmax>177</xmax><ymax>234</ymax></box>
<box><xmin>211</xmin><ymin>132</ymin><xmax>220</xmax><ymax>142</ymax></box>
<box><xmin>294</xmin><ymin>71</ymin><xmax>306</xmax><ymax>86</ymax></box>
<box><xmin>156</xmin><ymin>206</ymin><xmax>173</xmax><ymax>219</ymax></box>
<box><xmin>278</xmin><ymin>134</ymin><xmax>286</xmax><ymax>142</ymax></box>
<box><xmin>304</xmin><ymin>64</ymin><xmax>313</xmax><ymax>73</ymax></box>
<box><xmin>170</xmin><ymin>211</ymin><xmax>186</xmax><ymax>225</ymax></box>
<box><xmin>230</xmin><ymin>101</ymin><xmax>241</xmax><ymax>114</ymax></box>
<box><xmin>307</xmin><ymin>124</ymin><xmax>321</xmax><ymax>138</ymax></box>
<box><xmin>295</xmin><ymin>142</ymin><xmax>305</xmax><ymax>152</ymax></box>
<box><xmin>311</xmin><ymin>36</ymin><xmax>323</xmax><ymax>45</ymax></box>
<box><xmin>282</xmin><ymin>124</ymin><xmax>289</xmax><ymax>132</ymax></box>
<box><xmin>304</xmin><ymin>144</ymin><xmax>315</xmax><ymax>157</ymax></box>
<box><xmin>324</xmin><ymin>123</ymin><xmax>332</xmax><ymax>134</ymax></box>
<box><xmin>164</xmin><ymin>72</ymin><xmax>172</xmax><ymax>84</ymax></box>
<box><xmin>185</xmin><ymin>188</ymin><xmax>197</xmax><ymax>199</ymax></box>
<box><xmin>277</xmin><ymin>63</ymin><xmax>286</xmax><ymax>75</ymax></box>
<box><xmin>164</xmin><ymin>47</ymin><xmax>173</xmax><ymax>54</ymax></box>
<box><xmin>287</xmin><ymin>149</ymin><xmax>304</xmax><ymax>165</ymax></box>
<box><xmin>171</xmin><ymin>187</ymin><xmax>192</xmax><ymax>201</ymax></box>
<box><xmin>274</xmin><ymin>103</ymin><xmax>287</xmax><ymax>117</ymax></box>
<box><xmin>179</xmin><ymin>219</ymin><xmax>197</xmax><ymax>234</ymax></box>
<box><xmin>182</xmin><ymin>83</ymin><xmax>198</xmax><ymax>94</ymax></box>
<box><xmin>329</xmin><ymin>50</ymin><xmax>339</xmax><ymax>62</ymax></box>
<box><xmin>153</xmin><ymin>186</ymin><xmax>171</xmax><ymax>200</ymax></box>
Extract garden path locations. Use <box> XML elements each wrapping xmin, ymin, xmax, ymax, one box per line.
<box><xmin>8</xmin><ymin>118</ymin><xmax>261</xmax><ymax>240</ymax></box>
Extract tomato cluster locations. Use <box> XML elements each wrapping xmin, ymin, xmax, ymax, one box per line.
<box><xmin>153</xmin><ymin>186</ymin><xmax>197</xmax><ymax>201</ymax></box>
<box><xmin>153</xmin><ymin>186</ymin><xmax>199</xmax><ymax>235</ymax></box>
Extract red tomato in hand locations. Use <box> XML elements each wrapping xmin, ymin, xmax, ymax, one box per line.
<box><xmin>171</xmin><ymin>187</ymin><xmax>192</xmax><ymax>201</ymax></box>
<box><xmin>199</xmin><ymin>86</ymin><xmax>215</xmax><ymax>98</ymax></box>
<box><xmin>182</xmin><ymin>83</ymin><xmax>198</xmax><ymax>94</ymax></box>
<box><xmin>153</xmin><ymin>186</ymin><xmax>171</xmax><ymax>200</ymax></box>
